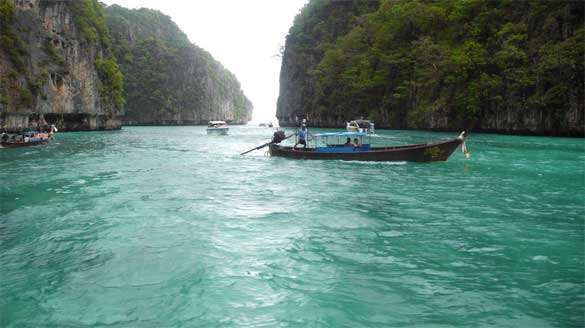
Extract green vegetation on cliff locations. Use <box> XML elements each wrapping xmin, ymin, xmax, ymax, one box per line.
<box><xmin>279</xmin><ymin>0</ymin><xmax>584</xmax><ymax>136</ymax></box>
<box><xmin>105</xmin><ymin>5</ymin><xmax>252</xmax><ymax>124</ymax></box>
<box><xmin>0</xmin><ymin>0</ymin><xmax>28</xmax><ymax>73</ymax></box>
<box><xmin>95</xmin><ymin>58</ymin><xmax>125</xmax><ymax>108</ymax></box>
<box><xmin>68</xmin><ymin>0</ymin><xmax>111</xmax><ymax>46</ymax></box>
<box><xmin>68</xmin><ymin>0</ymin><xmax>125</xmax><ymax>111</ymax></box>
<box><xmin>0</xmin><ymin>0</ymin><xmax>35</xmax><ymax>109</ymax></box>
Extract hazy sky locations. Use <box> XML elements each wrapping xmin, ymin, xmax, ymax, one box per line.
<box><xmin>101</xmin><ymin>0</ymin><xmax>309</xmax><ymax>123</ymax></box>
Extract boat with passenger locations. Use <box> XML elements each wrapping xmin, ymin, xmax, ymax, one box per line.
<box><xmin>1</xmin><ymin>130</ymin><xmax>50</xmax><ymax>148</ymax></box>
<box><xmin>207</xmin><ymin>121</ymin><xmax>229</xmax><ymax>135</ymax></box>
<box><xmin>266</xmin><ymin>131</ymin><xmax>467</xmax><ymax>162</ymax></box>
<box><xmin>346</xmin><ymin>120</ymin><xmax>375</xmax><ymax>134</ymax></box>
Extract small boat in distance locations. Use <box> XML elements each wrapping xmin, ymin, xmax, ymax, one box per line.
<box><xmin>267</xmin><ymin>131</ymin><xmax>468</xmax><ymax>162</ymax></box>
<box><xmin>346</xmin><ymin>120</ymin><xmax>375</xmax><ymax>134</ymax></box>
<box><xmin>207</xmin><ymin>121</ymin><xmax>229</xmax><ymax>135</ymax></box>
<box><xmin>1</xmin><ymin>130</ymin><xmax>50</xmax><ymax>148</ymax></box>
<box><xmin>258</xmin><ymin>122</ymin><xmax>274</xmax><ymax>128</ymax></box>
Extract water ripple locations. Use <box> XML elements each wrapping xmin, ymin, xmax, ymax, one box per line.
<box><xmin>0</xmin><ymin>126</ymin><xmax>583</xmax><ymax>327</ymax></box>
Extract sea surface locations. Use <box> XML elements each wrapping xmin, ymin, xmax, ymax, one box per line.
<box><xmin>1</xmin><ymin>126</ymin><xmax>583</xmax><ymax>327</ymax></box>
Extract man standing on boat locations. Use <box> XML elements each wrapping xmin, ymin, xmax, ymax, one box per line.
<box><xmin>293</xmin><ymin>121</ymin><xmax>312</xmax><ymax>149</ymax></box>
<box><xmin>49</xmin><ymin>124</ymin><xmax>58</xmax><ymax>141</ymax></box>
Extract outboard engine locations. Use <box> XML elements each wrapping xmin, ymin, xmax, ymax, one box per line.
<box><xmin>272</xmin><ymin>130</ymin><xmax>286</xmax><ymax>144</ymax></box>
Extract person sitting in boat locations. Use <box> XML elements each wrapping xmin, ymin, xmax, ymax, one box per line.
<box><xmin>343</xmin><ymin>137</ymin><xmax>351</xmax><ymax>146</ymax></box>
<box><xmin>353</xmin><ymin>138</ymin><xmax>360</xmax><ymax>147</ymax></box>
<box><xmin>1</xmin><ymin>131</ymin><xmax>8</xmax><ymax>142</ymax></box>
<box><xmin>294</xmin><ymin>124</ymin><xmax>311</xmax><ymax>149</ymax></box>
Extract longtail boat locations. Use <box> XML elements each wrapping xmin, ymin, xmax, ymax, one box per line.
<box><xmin>0</xmin><ymin>131</ymin><xmax>50</xmax><ymax>148</ymax></box>
<box><xmin>1</xmin><ymin>139</ymin><xmax>48</xmax><ymax>148</ymax></box>
<box><xmin>262</xmin><ymin>131</ymin><xmax>468</xmax><ymax>162</ymax></box>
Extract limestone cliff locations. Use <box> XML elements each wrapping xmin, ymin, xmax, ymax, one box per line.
<box><xmin>277</xmin><ymin>0</ymin><xmax>584</xmax><ymax>137</ymax></box>
<box><xmin>105</xmin><ymin>5</ymin><xmax>252</xmax><ymax>125</ymax></box>
<box><xmin>0</xmin><ymin>0</ymin><xmax>124</xmax><ymax>132</ymax></box>
<box><xmin>277</xmin><ymin>0</ymin><xmax>378</xmax><ymax>128</ymax></box>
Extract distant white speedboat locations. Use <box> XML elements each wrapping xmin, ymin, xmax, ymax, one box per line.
<box><xmin>346</xmin><ymin>120</ymin><xmax>374</xmax><ymax>134</ymax></box>
<box><xmin>207</xmin><ymin>121</ymin><xmax>229</xmax><ymax>135</ymax></box>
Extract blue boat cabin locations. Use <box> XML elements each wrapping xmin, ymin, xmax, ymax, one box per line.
<box><xmin>312</xmin><ymin>132</ymin><xmax>372</xmax><ymax>152</ymax></box>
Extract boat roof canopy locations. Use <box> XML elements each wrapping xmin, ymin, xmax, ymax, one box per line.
<box><xmin>209</xmin><ymin>121</ymin><xmax>226</xmax><ymax>124</ymax></box>
<box><xmin>314</xmin><ymin>132</ymin><xmax>368</xmax><ymax>137</ymax></box>
<box><xmin>23</xmin><ymin>131</ymin><xmax>39</xmax><ymax>136</ymax></box>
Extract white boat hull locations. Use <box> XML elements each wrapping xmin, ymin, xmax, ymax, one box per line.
<box><xmin>207</xmin><ymin>127</ymin><xmax>229</xmax><ymax>135</ymax></box>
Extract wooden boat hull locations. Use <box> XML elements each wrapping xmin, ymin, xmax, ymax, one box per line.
<box><xmin>1</xmin><ymin>139</ymin><xmax>48</xmax><ymax>148</ymax></box>
<box><xmin>269</xmin><ymin>137</ymin><xmax>462</xmax><ymax>162</ymax></box>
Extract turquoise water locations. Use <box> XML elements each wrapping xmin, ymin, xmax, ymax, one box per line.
<box><xmin>1</xmin><ymin>126</ymin><xmax>583</xmax><ymax>327</ymax></box>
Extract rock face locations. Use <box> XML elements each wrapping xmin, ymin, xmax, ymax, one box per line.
<box><xmin>0</xmin><ymin>1</ymin><xmax>252</xmax><ymax>132</ymax></box>
<box><xmin>0</xmin><ymin>0</ymin><xmax>124</xmax><ymax>132</ymax></box>
<box><xmin>277</xmin><ymin>0</ymin><xmax>584</xmax><ymax>137</ymax></box>
<box><xmin>105</xmin><ymin>5</ymin><xmax>252</xmax><ymax>125</ymax></box>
